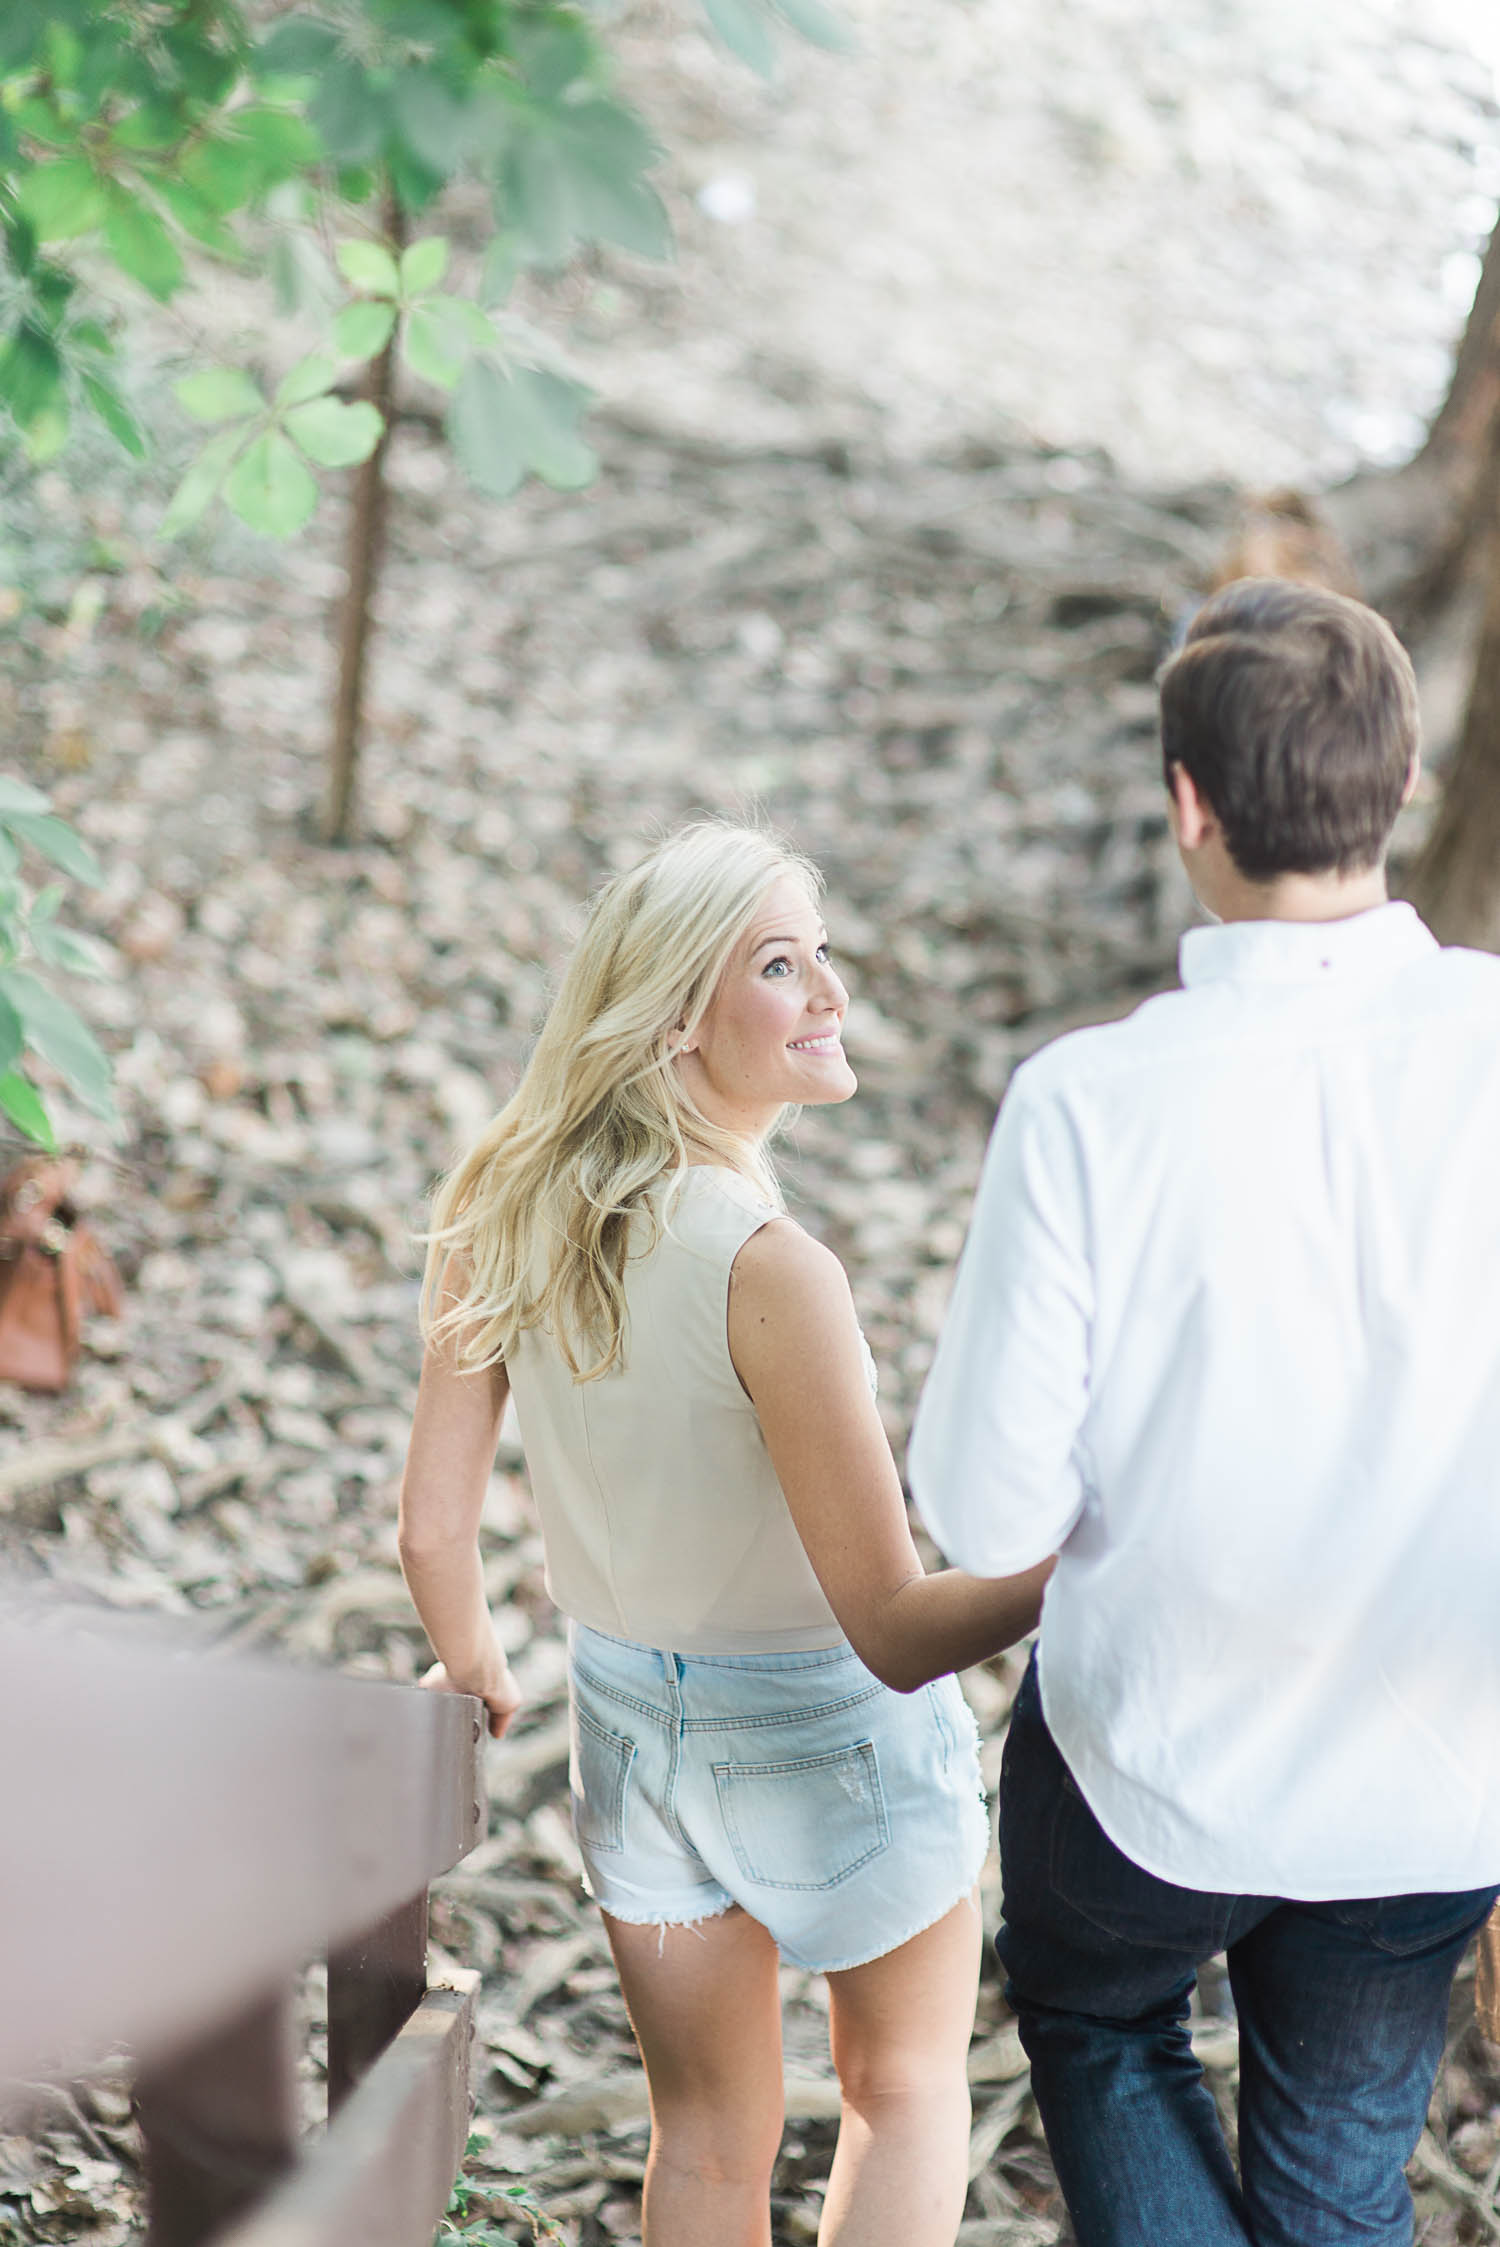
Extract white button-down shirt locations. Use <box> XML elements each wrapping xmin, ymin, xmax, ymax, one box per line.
<box><xmin>910</xmin><ymin>903</ymin><xmax>1500</xmax><ymax>1899</ymax></box>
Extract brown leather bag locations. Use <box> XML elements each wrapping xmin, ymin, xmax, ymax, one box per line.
<box><xmin>1478</xmin><ymin>1903</ymin><xmax>1500</xmax><ymax>2044</ymax></box>
<box><xmin>0</xmin><ymin>1157</ymin><xmax>124</xmax><ymax>1392</ymax></box>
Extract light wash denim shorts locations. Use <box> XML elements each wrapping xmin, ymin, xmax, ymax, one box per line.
<box><xmin>566</xmin><ymin>1622</ymin><xmax>990</xmax><ymax>1974</ymax></box>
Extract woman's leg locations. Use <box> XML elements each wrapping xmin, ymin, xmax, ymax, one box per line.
<box><xmin>820</xmin><ymin>1891</ymin><xmax>983</xmax><ymax>2247</ymax></box>
<box><xmin>603</xmin><ymin>1904</ymin><xmax>785</xmax><ymax>2247</ymax></box>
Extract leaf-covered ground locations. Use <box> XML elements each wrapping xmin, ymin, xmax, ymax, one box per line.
<box><xmin>3</xmin><ymin>406</ymin><xmax>1498</xmax><ymax>2245</ymax></box>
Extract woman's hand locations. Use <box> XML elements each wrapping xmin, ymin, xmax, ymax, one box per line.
<box><xmin>420</xmin><ymin>1656</ymin><xmax>523</xmax><ymax>1739</ymax></box>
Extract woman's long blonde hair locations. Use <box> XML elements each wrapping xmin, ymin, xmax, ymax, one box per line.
<box><xmin>422</xmin><ymin>820</ymin><xmax>822</xmax><ymax>1381</ymax></box>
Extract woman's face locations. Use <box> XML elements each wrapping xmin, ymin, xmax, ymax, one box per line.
<box><xmin>675</xmin><ymin>873</ymin><xmax>856</xmax><ymax>1139</ymax></box>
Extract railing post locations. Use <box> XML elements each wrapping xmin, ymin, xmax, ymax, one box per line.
<box><xmin>327</xmin><ymin>1892</ymin><xmax>429</xmax><ymax>2112</ymax></box>
<box><xmin>137</xmin><ymin>1981</ymin><xmax>299</xmax><ymax>2247</ymax></box>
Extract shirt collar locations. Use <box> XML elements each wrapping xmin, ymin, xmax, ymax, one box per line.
<box><xmin>1178</xmin><ymin>901</ymin><xmax>1438</xmax><ymax>989</ymax></box>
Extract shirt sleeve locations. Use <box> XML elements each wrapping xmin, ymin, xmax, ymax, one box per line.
<box><xmin>908</xmin><ymin>1067</ymin><xmax>1094</xmax><ymax>1574</ymax></box>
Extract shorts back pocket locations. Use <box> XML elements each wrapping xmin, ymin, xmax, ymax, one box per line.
<box><xmin>571</xmin><ymin>1700</ymin><xmax>636</xmax><ymax>1854</ymax></box>
<box><xmin>714</xmin><ymin>1741</ymin><xmax>889</xmax><ymax>1891</ymax></box>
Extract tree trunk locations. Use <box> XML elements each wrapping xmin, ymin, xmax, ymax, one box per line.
<box><xmin>324</xmin><ymin>190</ymin><xmax>406</xmax><ymax>846</ymax></box>
<box><xmin>1320</xmin><ymin>210</ymin><xmax>1500</xmax><ymax>637</ymax></box>
<box><xmin>1420</xmin><ymin>207</ymin><xmax>1500</xmax><ymax>467</ymax></box>
<box><xmin>1406</xmin><ymin>482</ymin><xmax>1500</xmax><ymax>948</ymax></box>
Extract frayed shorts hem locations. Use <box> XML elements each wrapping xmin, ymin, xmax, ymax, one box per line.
<box><xmin>590</xmin><ymin>1890</ymin><xmax>737</xmax><ymax>1934</ymax></box>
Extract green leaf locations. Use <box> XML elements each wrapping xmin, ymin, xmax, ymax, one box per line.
<box><xmin>332</xmin><ymin>299</ymin><xmax>396</xmax><ymax>359</ymax></box>
<box><xmin>160</xmin><ymin>425</ymin><xmax>246</xmax><ymax>538</ymax></box>
<box><xmin>104</xmin><ymin>194</ymin><xmax>186</xmax><ymax>300</ymax></box>
<box><xmin>0</xmin><ymin>1071</ymin><xmax>55</xmax><ymax>1151</ymax></box>
<box><xmin>387</xmin><ymin>143</ymin><xmax>448</xmax><ymax>216</ymax></box>
<box><xmin>506</xmin><ymin>100</ymin><xmax>672</xmax><ymax>266</ymax></box>
<box><xmin>334</xmin><ymin>164</ymin><xmax>379</xmax><ymax>207</ymax></box>
<box><xmin>508</xmin><ymin>366</ymin><xmax>597</xmax><ymax>488</ymax></box>
<box><xmin>400</xmin><ymin>235</ymin><xmax>449</xmax><ymax>297</ymax></box>
<box><xmin>23</xmin><ymin>403</ymin><xmax>70</xmax><ymax>464</ymax></box>
<box><xmin>177</xmin><ymin>133</ymin><xmax>265</xmax><ymax>215</ymax></box>
<box><xmin>229</xmin><ymin>105</ymin><xmax>322</xmax><ymax>182</ymax></box>
<box><xmin>275</xmin><ymin>352</ymin><xmax>338</xmax><ymax>408</ymax></box>
<box><xmin>224</xmin><ymin>429</ymin><xmax>319</xmax><ymax>537</ymax></box>
<box><xmin>31</xmin><ymin>263</ymin><xmax>75</xmax><ymax>324</ymax></box>
<box><xmin>311</xmin><ymin>58</ymin><xmax>386</xmax><ymax>166</ymax></box>
<box><xmin>0</xmin><ymin>323</ymin><xmax>65</xmax><ymax>426</ymax></box>
<box><xmin>501</xmin><ymin>137</ymin><xmax>571</xmax><ymax>267</ymax></box>
<box><xmin>401</xmin><ymin>301</ymin><xmax>469</xmax><ymax>390</ymax></box>
<box><xmin>154</xmin><ymin>175</ymin><xmax>245</xmax><ymax>258</ymax></box>
<box><xmin>1</xmin><ymin>970</ymin><xmax>116</xmax><ymax>1120</ymax></box>
<box><xmin>336</xmin><ymin>237</ymin><xmax>401</xmax><ymax>298</ymax></box>
<box><xmin>13</xmin><ymin>99</ymin><xmax>73</xmax><ymax>152</ymax></box>
<box><xmin>175</xmin><ymin>366</ymin><xmax>264</xmax><ymax>423</ymax></box>
<box><xmin>81</xmin><ymin>371</ymin><xmax>147</xmax><ymax>458</ymax></box>
<box><xmin>447</xmin><ymin>358</ymin><xmax>526</xmax><ymax>499</ymax></box>
<box><xmin>4</xmin><ymin>813</ymin><xmax>103</xmax><ymax>886</ymax></box>
<box><xmin>0</xmin><ymin>778</ymin><xmax>50</xmax><ymax>817</ymax></box>
<box><xmin>29</xmin><ymin>918</ymin><xmax>110</xmax><ymax>979</ymax></box>
<box><xmin>511</xmin><ymin>19</ymin><xmax>596</xmax><ymax>100</ymax></box>
<box><xmin>701</xmin><ymin>0</ymin><xmax>777</xmax><ymax>75</ymax></box>
<box><xmin>391</xmin><ymin>69</ymin><xmax>470</xmax><ymax>179</ymax></box>
<box><xmin>4</xmin><ymin>211</ymin><xmax>38</xmax><ymax>278</ymax></box>
<box><xmin>258</xmin><ymin>19</ymin><xmax>344</xmax><ymax>76</ymax></box>
<box><xmin>770</xmin><ymin>0</ymin><xmax>851</xmax><ymax>47</ymax></box>
<box><xmin>108</xmin><ymin>103</ymin><xmax>181</xmax><ymax>154</ymax></box>
<box><xmin>0</xmin><ymin>992</ymin><xmax>21</xmax><ymax>1076</ymax></box>
<box><xmin>162</xmin><ymin>24</ymin><xmax>238</xmax><ymax>107</ymax></box>
<box><xmin>43</xmin><ymin>20</ymin><xmax>83</xmax><ymax>88</ymax></box>
<box><xmin>283</xmin><ymin>395</ymin><xmax>383</xmax><ymax>467</ymax></box>
<box><xmin>18</xmin><ymin>157</ymin><xmax>106</xmax><ymax>242</ymax></box>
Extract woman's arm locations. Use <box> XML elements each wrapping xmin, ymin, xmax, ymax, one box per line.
<box><xmin>398</xmin><ymin>1305</ymin><xmax>521</xmax><ymax>1739</ymax></box>
<box><xmin>728</xmin><ymin>1221</ymin><xmax>1054</xmax><ymax>1692</ymax></box>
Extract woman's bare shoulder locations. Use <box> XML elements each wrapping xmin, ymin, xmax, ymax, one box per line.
<box><xmin>730</xmin><ymin>1215</ymin><xmax>852</xmax><ymax>1316</ymax></box>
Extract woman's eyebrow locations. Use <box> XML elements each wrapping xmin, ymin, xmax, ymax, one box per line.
<box><xmin>750</xmin><ymin>926</ymin><xmax>828</xmax><ymax>953</ymax></box>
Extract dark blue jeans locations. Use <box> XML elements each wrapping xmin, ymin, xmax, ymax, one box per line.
<box><xmin>997</xmin><ymin>1654</ymin><xmax>1498</xmax><ymax>2247</ymax></box>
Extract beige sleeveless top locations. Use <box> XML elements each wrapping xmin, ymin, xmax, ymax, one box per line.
<box><xmin>505</xmin><ymin>1166</ymin><xmax>844</xmax><ymax>1653</ymax></box>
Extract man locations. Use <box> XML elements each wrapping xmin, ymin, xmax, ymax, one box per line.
<box><xmin>909</xmin><ymin>576</ymin><xmax>1500</xmax><ymax>2247</ymax></box>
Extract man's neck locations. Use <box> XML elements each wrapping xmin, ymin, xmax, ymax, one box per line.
<box><xmin>1201</xmin><ymin>861</ymin><xmax>1390</xmax><ymax>928</ymax></box>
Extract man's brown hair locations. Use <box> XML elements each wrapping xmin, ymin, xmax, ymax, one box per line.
<box><xmin>1158</xmin><ymin>577</ymin><xmax>1419</xmax><ymax>881</ymax></box>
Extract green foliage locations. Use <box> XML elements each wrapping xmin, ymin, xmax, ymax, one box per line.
<box><xmin>0</xmin><ymin>775</ymin><xmax>115</xmax><ymax>1148</ymax></box>
<box><xmin>0</xmin><ymin>0</ymin><xmax>844</xmax><ymax>529</ymax></box>
<box><xmin>437</xmin><ymin>2137</ymin><xmax>568</xmax><ymax>2246</ymax></box>
<box><xmin>164</xmin><ymin>347</ymin><xmax>382</xmax><ymax>534</ymax></box>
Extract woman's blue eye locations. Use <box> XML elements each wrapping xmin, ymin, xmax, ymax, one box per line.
<box><xmin>763</xmin><ymin>956</ymin><xmax>793</xmax><ymax>977</ymax></box>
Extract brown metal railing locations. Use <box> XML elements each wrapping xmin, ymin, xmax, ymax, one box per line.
<box><xmin>0</xmin><ymin>1607</ymin><xmax>486</xmax><ymax>2247</ymax></box>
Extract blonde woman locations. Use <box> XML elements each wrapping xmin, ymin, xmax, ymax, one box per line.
<box><xmin>398</xmin><ymin>822</ymin><xmax>1051</xmax><ymax>2247</ymax></box>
